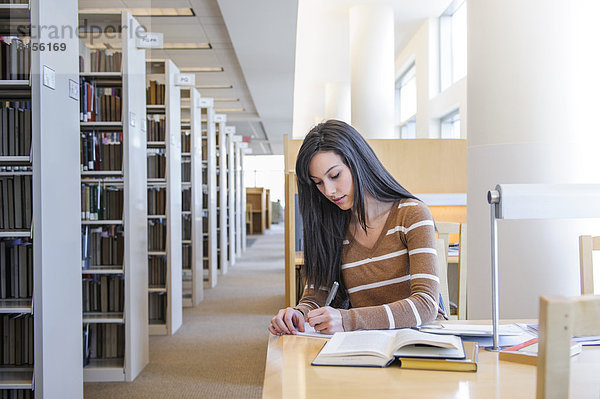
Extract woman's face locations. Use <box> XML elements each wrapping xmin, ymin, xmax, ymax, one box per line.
<box><xmin>308</xmin><ymin>151</ymin><xmax>354</xmax><ymax>211</ymax></box>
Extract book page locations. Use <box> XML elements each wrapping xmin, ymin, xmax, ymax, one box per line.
<box><xmin>296</xmin><ymin>322</ymin><xmax>333</xmax><ymax>339</ymax></box>
<box><xmin>319</xmin><ymin>331</ymin><xmax>394</xmax><ymax>358</ymax></box>
<box><xmin>393</xmin><ymin>329</ymin><xmax>462</xmax><ymax>350</ymax></box>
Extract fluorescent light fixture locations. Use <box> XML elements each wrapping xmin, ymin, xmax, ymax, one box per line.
<box><xmin>215</xmin><ymin>108</ymin><xmax>245</xmax><ymax>112</ymax></box>
<box><xmin>213</xmin><ymin>98</ymin><xmax>239</xmax><ymax>102</ymax></box>
<box><xmin>163</xmin><ymin>43</ymin><xmax>211</xmax><ymax>50</ymax></box>
<box><xmin>196</xmin><ymin>84</ymin><xmax>232</xmax><ymax>89</ymax></box>
<box><xmin>79</xmin><ymin>8</ymin><xmax>195</xmax><ymax>17</ymax></box>
<box><xmin>180</xmin><ymin>67</ymin><xmax>224</xmax><ymax>72</ymax></box>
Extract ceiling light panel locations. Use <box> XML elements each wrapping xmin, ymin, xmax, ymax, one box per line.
<box><xmin>163</xmin><ymin>43</ymin><xmax>211</xmax><ymax>50</ymax></box>
<box><xmin>180</xmin><ymin>67</ymin><xmax>224</xmax><ymax>72</ymax></box>
<box><xmin>79</xmin><ymin>8</ymin><xmax>195</xmax><ymax>16</ymax></box>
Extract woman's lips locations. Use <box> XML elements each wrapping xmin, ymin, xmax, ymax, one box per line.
<box><xmin>333</xmin><ymin>196</ymin><xmax>345</xmax><ymax>204</ymax></box>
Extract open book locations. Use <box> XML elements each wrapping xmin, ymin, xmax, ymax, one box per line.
<box><xmin>312</xmin><ymin>329</ymin><xmax>465</xmax><ymax>368</ymax></box>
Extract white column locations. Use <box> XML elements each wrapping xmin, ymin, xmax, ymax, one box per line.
<box><xmin>467</xmin><ymin>0</ymin><xmax>600</xmax><ymax>318</ymax></box>
<box><xmin>349</xmin><ymin>4</ymin><xmax>395</xmax><ymax>138</ymax></box>
<box><xmin>324</xmin><ymin>81</ymin><xmax>351</xmax><ymax>123</ymax></box>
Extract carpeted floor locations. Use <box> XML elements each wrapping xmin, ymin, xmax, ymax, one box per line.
<box><xmin>84</xmin><ymin>223</ymin><xmax>285</xmax><ymax>398</ymax></box>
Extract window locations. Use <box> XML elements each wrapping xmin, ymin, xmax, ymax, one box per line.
<box><xmin>440</xmin><ymin>109</ymin><xmax>460</xmax><ymax>139</ymax></box>
<box><xmin>440</xmin><ymin>0</ymin><xmax>467</xmax><ymax>91</ymax></box>
<box><xmin>396</xmin><ymin>63</ymin><xmax>417</xmax><ymax>137</ymax></box>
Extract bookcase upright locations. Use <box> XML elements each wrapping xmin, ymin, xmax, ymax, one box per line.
<box><xmin>232</xmin><ymin>135</ymin><xmax>243</xmax><ymax>257</ymax></box>
<box><xmin>200</xmin><ymin>98</ymin><xmax>217</xmax><ymax>287</ymax></box>
<box><xmin>225</xmin><ymin>126</ymin><xmax>236</xmax><ymax>266</ymax></box>
<box><xmin>145</xmin><ymin>59</ymin><xmax>182</xmax><ymax>335</ymax></box>
<box><xmin>79</xmin><ymin>11</ymin><xmax>149</xmax><ymax>382</ymax></box>
<box><xmin>180</xmin><ymin>88</ymin><xmax>204</xmax><ymax>306</ymax></box>
<box><xmin>0</xmin><ymin>0</ymin><xmax>83</xmax><ymax>397</ymax></box>
<box><xmin>215</xmin><ymin>114</ymin><xmax>228</xmax><ymax>274</ymax></box>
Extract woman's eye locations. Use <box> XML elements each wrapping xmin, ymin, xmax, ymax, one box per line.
<box><xmin>331</xmin><ymin>173</ymin><xmax>340</xmax><ymax>179</ymax></box>
<box><xmin>313</xmin><ymin>181</ymin><xmax>322</xmax><ymax>186</ymax></box>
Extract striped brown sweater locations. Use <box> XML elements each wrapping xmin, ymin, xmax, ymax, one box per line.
<box><xmin>295</xmin><ymin>199</ymin><xmax>446</xmax><ymax>331</ymax></box>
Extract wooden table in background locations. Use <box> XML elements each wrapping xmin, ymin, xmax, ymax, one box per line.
<box><xmin>262</xmin><ymin>321</ymin><xmax>600</xmax><ymax>399</ymax></box>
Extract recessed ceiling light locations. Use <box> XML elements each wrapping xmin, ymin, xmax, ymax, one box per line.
<box><xmin>213</xmin><ymin>98</ymin><xmax>239</xmax><ymax>102</ymax></box>
<box><xmin>180</xmin><ymin>67</ymin><xmax>224</xmax><ymax>72</ymax></box>
<box><xmin>196</xmin><ymin>84</ymin><xmax>232</xmax><ymax>89</ymax></box>
<box><xmin>79</xmin><ymin>8</ymin><xmax>195</xmax><ymax>17</ymax></box>
<box><xmin>215</xmin><ymin>108</ymin><xmax>245</xmax><ymax>112</ymax></box>
<box><xmin>163</xmin><ymin>43</ymin><xmax>211</xmax><ymax>50</ymax></box>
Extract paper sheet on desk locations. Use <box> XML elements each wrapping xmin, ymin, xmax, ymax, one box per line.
<box><xmin>419</xmin><ymin>323</ymin><xmax>536</xmax><ymax>348</ymax></box>
<box><xmin>296</xmin><ymin>322</ymin><xmax>333</xmax><ymax>339</ymax></box>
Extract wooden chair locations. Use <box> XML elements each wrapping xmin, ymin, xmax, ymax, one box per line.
<box><xmin>579</xmin><ymin>235</ymin><xmax>599</xmax><ymax>295</ymax></box>
<box><xmin>436</xmin><ymin>222</ymin><xmax>467</xmax><ymax>319</ymax></box>
<box><xmin>536</xmin><ymin>295</ymin><xmax>600</xmax><ymax>399</ymax></box>
<box><xmin>246</xmin><ymin>203</ymin><xmax>253</xmax><ymax>234</ymax></box>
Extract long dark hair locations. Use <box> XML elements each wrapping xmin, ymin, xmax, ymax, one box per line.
<box><xmin>295</xmin><ymin>120</ymin><xmax>417</xmax><ymax>299</ymax></box>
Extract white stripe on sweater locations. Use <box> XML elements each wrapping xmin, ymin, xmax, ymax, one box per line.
<box><xmin>343</xmin><ymin>240</ymin><xmax>350</xmax><ymax>245</ymax></box>
<box><xmin>383</xmin><ymin>304</ymin><xmax>395</xmax><ymax>329</ymax></box>
<box><xmin>347</xmin><ymin>275</ymin><xmax>410</xmax><ymax>294</ymax></box>
<box><xmin>416</xmin><ymin>292</ymin><xmax>439</xmax><ymax>315</ymax></box>
<box><xmin>386</xmin><ymin>219</ymin><xmax>434</xmax><ymax>235</ymax></box>
<box><xmin>398</xmin><ymin>202</ymin><xmax>419</xmax><ymax>208</ymax></box>
<box><xmin>408</xmin><ymin>248</ymin><xmax>437</xmax><ymax>256</ymax></box>
<box><xmin>406</xmin><ymin>298</ymin><xmax>422</xmax><ymax>326</ymax></box>
<box><xmin>411</xmin><ymin>273</ymin><xmax>440</xmax><ymax>283</ymax></box>
<box><xmin>342</xmin><ymin>249</ymin><xmax>407</xmax><ymax>270</ymax></box>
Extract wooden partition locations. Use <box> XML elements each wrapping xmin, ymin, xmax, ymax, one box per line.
<box><xmin>284</xmin><ymin>136</ymin><xmax>467</xmax><ymax>307</ymax></box>
<box><xmin>246</xmin><ymin>187</ymin><xmax>267</xmax><ymax>234</ymax></box>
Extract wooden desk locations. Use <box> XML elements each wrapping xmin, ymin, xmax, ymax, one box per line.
<box><xmin>262</xmin><ymin>323</ymin><xmax>600</xmax><ymax>399</ymax></box>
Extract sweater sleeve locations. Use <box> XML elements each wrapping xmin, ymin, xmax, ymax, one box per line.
<box><xmin>338</xmin><ymin>201</ymin><xmax>442</xmax><ymax>330</ymax></box>
<box><xmin>294</xmin><ymin>282</ymin><xmax>329</xmax><ymax>318</ymax></box>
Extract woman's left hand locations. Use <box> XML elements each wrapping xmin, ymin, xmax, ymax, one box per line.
<box><xmin>306</xmin><ymin>306</ymin><xmax>344</xmax><ymax>334</ymax></box>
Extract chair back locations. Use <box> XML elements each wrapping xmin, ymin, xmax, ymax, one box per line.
<box><xmin>537</xmin><ymin>295</ymin><xmax>600</xmax><ymax>399</ymax></box>
<box><xmin>579</xmin><ymin>235</ymin><xmax>599</xmax><ymax>295</ymax></box>
<box><xmin>436</xmin><ymin>222</ymin><xmax>467</xmax><ymax>319</ymax></box>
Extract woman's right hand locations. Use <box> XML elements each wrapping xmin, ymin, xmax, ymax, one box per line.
<box><xmin>269</xmin><ymin>307</ymin><xmax>306</xmax><ymax>335</ymax></box>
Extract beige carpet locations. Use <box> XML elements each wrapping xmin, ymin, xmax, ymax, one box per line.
<box><xmin>84</xmin><ymin>223</ymin><xmax>285</xmax><ymax>398</ymax></box>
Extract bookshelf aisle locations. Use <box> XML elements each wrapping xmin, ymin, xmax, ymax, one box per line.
<box><xmin>145</xmin><ymin>59</ymin><xmax>182</xmax><ymax>336</ymax></box>
<box><xmin>181</xmin><ymin>88</ymin><xmax>204</xmax><ymax>306</ymax></box>
<box><xmin>79</xmin><ymin>11</ymin><xmax>149</xmax><ymax>382</ymax></box>
<box><xmin>225</xmin><ymin>126</ymin><xmax>236</xmax><ymax>266</ymax></box>
<box><xmin>232</xmin><ymin>135</ymin><xmax>243</xmax><ymax>258</ymax></box>
<box><xmin>200</xmin><ymin>98</ymin><xmax>217</xmax><ymax>287</ymax></box>
<box><xmin>215</xmin><ymin>114</ymin><xmax>228</xmax><ymax>274</ymax></box>
<box><xmin>0</xmin><ymin>0</ymin><xmax>83</xmax><ymax>397</ymax></box>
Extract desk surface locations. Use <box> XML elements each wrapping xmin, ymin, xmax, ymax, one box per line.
<box><xmin>262</xmin><ymin>322</ymin><xmax>600</xmax><ymax>399</ymax></box>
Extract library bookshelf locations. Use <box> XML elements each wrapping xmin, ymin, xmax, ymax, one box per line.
<box><xmin>225</xmin><ymin>126</ymin><xmax>237</xmax><ymax>266</ymax></box>
<box><xmin>145</xmin><ymin>59</ymin><xmax>182</xmax><ymax>336</ymax></box>
<box><xmin>0</xmin><ymin>0</ymin><xmax>83</xmax><ymax>397</ymax></box>
<box><xmin>238</xmin><ymin>142</ymin><xmax>249</xmax><ymax>253</ymax></box>
<box><xmin>246</xmin><ymin>187</ymin><xmax>266</xmax><ymax>235</ymax></box>
<box><xmin>232</xmin><ymin>135</ymin><xmax>243</xmax><ymax>258</ymax></box>
<box><xmin>79</xmin><ymin>11</ymin><xmax>149</xmax><ymax>382</ymax></box>
<box><xmin>215</xmin><ymin>114</ymin><xmax>228</xmax><ymax>274</ymax></box>
<box><xmin>200</xmin><ymin>98</ymin><xmax>217</xmax><ymax>288</ymax></box>
<box><xmin>181</xmin><ymin>88</ymin><xmax>204</xmax><ymax>307</ymax></box>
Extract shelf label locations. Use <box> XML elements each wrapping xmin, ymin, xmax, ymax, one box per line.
<box><xmin>225</xmin><ymin>126</ymin><xmax>236</xmax><ymax>134</ymax></box>
<box><xmin>69</xmin><ymin>79</ymin><xmax>79</xmax><ymax>100</ymax></box>
<box><xmin>42</xmin><ymin>65</ymin><xmax>55</xmax><ymax>90</ymax></box>
<box><xmin>175</xmin><ymin>73</ymin><xmax>195</xmax><ymax>87</ymax></box>
<box><xmin>137</xmin><ymin>32</ymin><xmax>164</xmax><ymax>49</ymax></box>
<box><xmin>214</xmin><ymin>114</ymin><xmax>226</xmax><ymax>123</ymax></box>
<box><xmin>199</xmin><ymin>98</ymin><xmax>214</xmax><ymax>107</ymax></box>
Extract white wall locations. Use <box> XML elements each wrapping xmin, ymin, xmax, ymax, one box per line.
<box><xmin>243</xmin><ymin>155</ymin><xmax>285</xmax><ymax>206</ymax></box>
<box><xmin>395</xmin><ymin>19</ymin><xmax>467</xmax><ymax>139</ymax></box>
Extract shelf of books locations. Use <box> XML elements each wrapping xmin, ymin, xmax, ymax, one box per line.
<box><xmin>232</xmin><ymin>135</ymin><xmax>243</xmax><ymax>257</ymax></box>
<box><xmin>199</xmin><ymin>98</ymin><xmax>217</xmax><ymax>287</ymax></box>
<box><xmin>215</xmin><ymin>114</ymin><xmax>228</xmax><ymax>275</ymax></box>
<box><xmin>238</xmin><ymin>142</ymin><xmax>249</xmax><ymax>253</ymax></box>
<box><xmin>79</xmin><ymin>10</ymin><xmax>149</xmax><ymax>382</ymax></box>
<box><xmin>0</xmin><ymin>1</ymin><xmax>83</xmax><ymax>398</ymax></box>
<box><xmin>181</xmin><ymin>88</ymin><xmax>204</xmax><ymax>307</ymax></box>
<box><xmin>145</xmin><ymin>59</ymin><xmax>182</xmax><ymax>336</ymax></box>
<box><xmin>225</xmin><ymin>126</ymin><xmax>236</xmax><ymax>266</ymax></box>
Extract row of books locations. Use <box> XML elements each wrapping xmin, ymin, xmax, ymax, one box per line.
<box><xmin>0</xmin><ymin>390</ymin><xmax>32</xmax><ymax>399</ymax></box>
<box><xmin>0</xmin><ymin>175</ymin><xmax>32</xmax><ymax>231</ymax></box>
<box><xmin>147</xmin><ymin>149</ymin><xmax>166</xmax><ymax>179</ymax></box>
<box><xmin>148</xmin><ymin>187</ymin><xmax>166</xmax><ymax>215</ymax></box>
<box><xmin>80</xmin><ymin>131</ymin><xmax>123</xmax><ymax>172</ymax></box>
<box><xmin>182</xmin><ymin>187</ymin><xmax>191</xmax><ymax>212</ymax></box>
<box><xmin>148</xmin><ymin>220</ymin><xmax>166</xmax><ymax>252</ymax></box>
<box><xmin>182</xmin><ymin>214</ymin><xmax>191</xmax><ymax>241</ymax></box>
<box><xmin>182</xmin><ymin>160</ymin><xmax>191</xmax><ymax>182</ymax></box>
<box><xmin>81</xmin><ymin>184</ymin><xmax>123</xmax><ymax>221</ymax></box>
<box><xmin>82</xmin><ymin>274</ymin><xmax>124</xmax><ymax>313</ymax></box>
<box><xmin>83</xmin><ymin>323</ymin><xmax>125</xmax><ymax>365</ymax></box>
<box><xmin>89</xmin><ymin>49</ymin><xmax>122</xmax><ymax>73</ymax></box>
<box><xmin>146</xmin><ymin>80</ymin><xmax>165</xmax><ymax>105</ymax></box>
<box><xmin>0</xmin><ymin>238</ymin><xmax>31</xmax><ymax>299</ymax></box>
<box><xmin>148</xmin><ymin>292</ymin><xmax>166</xmax><ymax>323</ymax></box>
<box><xmin>182</xmin><ymin>131</ymin><xmax>191</xmax><ymax>153</ymax></box>
<box><xmin>0</xmin><ymin>0</ymin><xmax>29</xmax><ymax>4</ymax></box>
<box><xmin>0</xmin><ymin>314</ymin><xmax>33</xmax><ymax>366</ymax></box>
<box><xmin>0</xmin><ymin>104</ymin><xmax>31</xmax><ymax>157</ymax></box>
<box><xmin>0</xmin><ymin>37</ymin><xmax>30</xmax><ymax>81</ymax></box>
<box><xmin>148</xmin><ymin>256</ymin><xmax>166</xmax><ymax>286</ymax></box>
<box><xmin>81</xmin><ymin>226</ymin><xmax>124</xmax><ymax>268</ymax></box>
<box><xmin>182</xmin><ymin>244</ymin><xmax>191</xmax><ymax>269</ymax></box>
<box><xmin>147</xmin><ymin>117</ymin><xmax>165</xmax><ymax>142</ymax></box>
<box><xmin>80</xmin><ymin>80</ymin><xmax>122</xmax><ymax>122</ymax></box>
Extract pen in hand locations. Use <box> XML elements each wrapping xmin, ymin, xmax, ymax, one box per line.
<box><xmin>324</xmin><ymin>281</ymin><xmax>339</xmax><ymax>307</ymax></box>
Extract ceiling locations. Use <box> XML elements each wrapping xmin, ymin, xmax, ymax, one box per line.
<box><xmin>78</xmin><ymin>0</ymin><xmax>451</xmax><ymax>155</ymax></box>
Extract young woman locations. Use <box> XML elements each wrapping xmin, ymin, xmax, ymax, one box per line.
<box><xmin>268</xmin><ymin>120</ymin><xmax>445</xmax><ymax>336</ymax></box>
